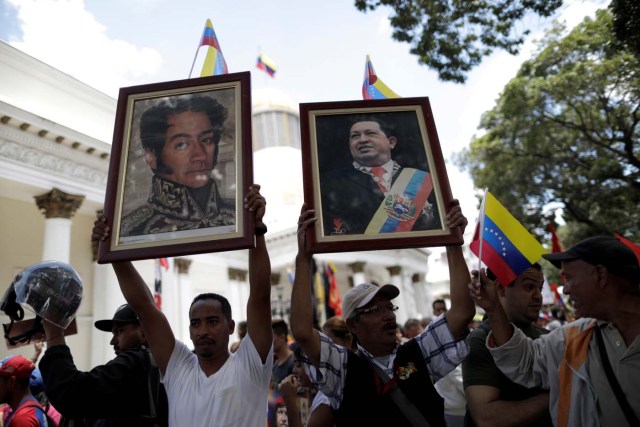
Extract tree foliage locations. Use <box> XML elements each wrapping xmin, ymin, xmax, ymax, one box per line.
<box><xmin>354</xmin><ymin>0</ymin><xmax>563</xmax><ymax>83</ymax></box>
<box><xmin>456</xmin><ymin>10</ymin><xmax>640</xmax><ymax>245</ymax></box>
<box><xmin>355</xmin><ymin>1</ymin><xmax>639</xmax><ymax>83</ymax></box>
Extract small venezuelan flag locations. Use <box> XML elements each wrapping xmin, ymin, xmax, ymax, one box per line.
<box><xmin>362</xmin><ymin>55</ymin><xmax>399</xmax><ymax>100</ymax></box>
<box><xmin>470</xmin><ymin>192</ymin><xmax>547</xmax><ymax>286</ymax></box>
<box><xmin>199</xmin><ymin>19</ymin><xmax>228</xmax><ymax>76</ymax></box>
<box><xmin>256</xmin><ymin>53</ymin><xmax>277</xmax><ymax>77</ymax></box>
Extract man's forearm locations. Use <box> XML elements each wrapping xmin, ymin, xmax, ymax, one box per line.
<box><xmin>469</xmin><ymin>392</ymin><xmax>550</xmax><ymax>427</ymax></box>
<box><xmin>445</xmin><ymin>245</ymin><xmax>475</xmax><ymax>337</ymax></box>
<box><xmin>485</xmin><ymin>304</ymin><xmax>513</xmax><ymax>347</ymax></box>
<box><xmin>112</xmin><ymin>261</ymin><xmax>155</xmax><ymax>311</ymax></box>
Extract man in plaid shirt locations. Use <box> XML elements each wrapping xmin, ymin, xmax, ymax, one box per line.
<box><xmin>291</xmin><ymin>200</ymin><xmax>475</xmax><ymax>427</ymax></box>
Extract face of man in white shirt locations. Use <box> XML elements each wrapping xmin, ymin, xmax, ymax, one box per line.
<box><xmin>348</xmin><ymin>121</ymin><xmax>397</xmax><ymax>167</ymax></box>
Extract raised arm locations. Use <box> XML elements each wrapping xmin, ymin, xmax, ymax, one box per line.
<box><xmin>92</xmin><ymin>217</ymin><xmax>175</xmax><ymax>374</ymax></box>
<box><xmin>244</xmin><ymin>184</ymin><xmax>273</xmax><ymax>362</ymax></box>
<box><xmin>444</xmin><ymin>199</ymin><xmax>475</xmax><ymax>338</ymax></box>
<box><xmin>289</xmin><ymin>205</ymin><xmax>322</xmax><ymax>368</ymax></box>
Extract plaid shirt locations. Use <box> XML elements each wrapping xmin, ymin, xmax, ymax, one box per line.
<box><xmin>302</xmin><ymin>313</ymin><xmax>468</xmax><ymax>410</ymax></box>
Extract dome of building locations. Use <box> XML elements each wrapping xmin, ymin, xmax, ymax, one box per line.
<box><xmin>252</xmin><ymin>87</ymin><xmax>298</xmax><ymax>115</ymax></box>
<box><xmin>252</xmin><ymin>88</ymin><xmax>301</xmax><ymax>151</ymax></box>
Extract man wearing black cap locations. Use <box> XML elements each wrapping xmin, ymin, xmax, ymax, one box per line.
<box><xmin>40</xmin><ymin>303</ymin><xmax>168</xmax><ymax>426</ymax></box>
<box><xmin>291</xmin><ymin>201</ymin><xmax>475</xmax><ymax>427</ymax></box>
<box><xmin>470</xmin><ymin>235</ymin><xmax>640</xmax><ymax>427</ymax></box>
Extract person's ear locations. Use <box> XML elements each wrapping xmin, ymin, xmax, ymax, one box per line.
<box><xmin>496</xmin><ymin>280</ymin><xmax>508</xmax><ymax>297</ymax></box>
<box><xmin>388</xmin><ymin>136</ymin><xmax>397</xmax><ymax>149</ymax></box>
<box><xmin>144</xmin><ymin>148</ymin><xmax>157</xmax><ymax>171</ymax></box>
<box><xmin>228</xmin><ymin>319</ymin><xmax>235</xmax><ymax>336</ymax></box>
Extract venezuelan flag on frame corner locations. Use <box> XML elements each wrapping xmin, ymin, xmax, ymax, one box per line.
<box><xmin>199</xmin><ymin>19</ymin><xmax>228</xmax><ymax>76</ymax></box>
<box><xmin>470</xmin><ymin>192</ymin><xmax>547</xmax><ymax>286</ymax></box>
<box><xmin>362</xmin><ymin>55</ymin><xmax>400</xmax><ymax>100</ymax></box>
<box><xmin>256</xmin><ymin>53</ymin><xmax>277</xmax><ymax>77</ymax></box>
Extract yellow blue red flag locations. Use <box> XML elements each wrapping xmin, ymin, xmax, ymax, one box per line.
<box><xmin>470</xmin><ymin>192</ymin><xmax>547</xmax><ymax>285</ymax></box>
<box><xmin>196</xmin><ymin>19</ymin><xmax>228</xmax><ymax>76</ymax></box>
<box><xmin>362</xmin><ymin>55</ymin><xmax>399</xmax><ymax>100</ymax></box>
<box><xmin>256</xmin><ymin>53</ymin><xmax>277</xmax><ymax>77</ymax></box>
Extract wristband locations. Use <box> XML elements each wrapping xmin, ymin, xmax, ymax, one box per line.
<box><xmin>255</xmin><ymin>224</ymin><xmax>268</xmax><ymax>236</ymax></box>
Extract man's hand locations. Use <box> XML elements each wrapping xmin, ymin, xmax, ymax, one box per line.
<box><xmin>278</xmin><ymin>374</ymin><xmax>299</xmax><ymax>401</ymax></box>
<box><xmin>92</xmin><ymin>214</ymin><xmax>110</xmax><ymax>242</ymax></box>
<box><xmin>469</xmin><ymin>269</ymin><xmax>501</xmax><ymax>313</ymax></box>
<box><xmin>446</xmin><ymin>199</ymin><xmax>468</xmax><ymax>235</ymax></box>
<box><xmin>296</xmin><ymin>204</ymin><xmax>317</xmax><ymax>259</ymax></box>
<box><xmin>245</xmin><ymin>184</ymin><xmax>266</xmax><ymax>227</ymax></box>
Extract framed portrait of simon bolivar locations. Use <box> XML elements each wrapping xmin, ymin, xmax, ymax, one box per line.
<box><xmin>300</xmin><ymin>97</ymin><xmax>463</xmax><ymax>253</ymax></box>
<box><xmin>98</xmin><ymin>72</ymin><xmax>254</xmax><ymax>263</ymax></box>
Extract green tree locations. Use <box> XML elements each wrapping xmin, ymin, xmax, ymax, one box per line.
<box><xmin>456</xmin><ymin>10</ymin><xmax>640</xmax><ymax>245</ymax></box>
<box><xmin>355</xmin><ymin>1</ymin><xmax>639</xmax><ymax>83</ymax></box>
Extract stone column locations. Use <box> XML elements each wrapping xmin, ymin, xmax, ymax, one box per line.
<box><xmin>175</xmin><ymin>258</ymin><xmax>193</xmax><ymax>342</ymax></box>
<box><xmin>412</xmin><ymin>272</ymin><xmax>428</xmax><ymax>319</ymax></box>
<box><xmin>34</xmin><ymin>188</ymin><xmax>84</xmax><ymax>263</ymax></box>
<box><xmin>348</xmin><ymin>261</ymin><xmax>366</xmax><ymax>286</ymax></box>
<box><xmin>387</xmin><ymin>265</ymin><xmax>409</xmax><ymax>325</ymax></box>
<box><xmin>228</xmin><ymin>268</ymin><xmax>248</xmax><ymax>324</ymax></box>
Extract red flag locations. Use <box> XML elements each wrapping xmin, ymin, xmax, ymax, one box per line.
<box><xmin>159</xmin><ymin>257</ymin><xmax>169</xmax><ymax>270</ymax></box>
<box><xmin>326</xmin><ymin>262</ymin><xmax>342</xmax><ymax>317</ymax></box>
<box><xmin>614</xmin><ymin>233</ymin><xmax>640</xmax><ymax>263</ymax></box>
<box><xmin>548</xmin><ymin>222</ymin><xmax>563</xmax><ymax>253</ymax></box>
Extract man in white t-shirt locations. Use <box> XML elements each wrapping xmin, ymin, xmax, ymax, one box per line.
<box><xmin>93</xmin><ymin>184</ymin><xmax>273</xmax><ymax>427</ymax></box>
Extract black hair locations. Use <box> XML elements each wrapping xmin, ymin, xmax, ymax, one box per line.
<box><xmin>347</xmin><ymin>114</ymin><xmax>396</xmax><ymax>138</ymax></box>
<box><xmin>271</xmin><ymin>319</ymin><xmax>289</xmax><ymax>337</ymax></box>
<box><xmin>432</xmin><ymin>299</ymin><xmax>446</xmax><ymax>309</ymax></box>
<box><xmin>140</xmin><ymin>94</ymin><xmax>228</xmax><ymax>175</ymax></box>
<box><xmin>189</xmin><ymin>293</ymin><xmax>232</xmax><ymax>322</ymax></box>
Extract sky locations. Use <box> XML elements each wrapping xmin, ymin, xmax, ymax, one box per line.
<box><xmin>0</xmin><ymin>0</ymin><xmax>606</xmax><ymax>231</ymax></box>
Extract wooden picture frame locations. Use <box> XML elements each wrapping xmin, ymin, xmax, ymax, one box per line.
<box><xmin>98</xmin><ymin>72</ymin><xmax>253</xmax><ymax>263</ymax></box>
<box><xmin>300</xmin><ymin>97</ymin><xmax>463</xmax><ymax>253</ymax></box>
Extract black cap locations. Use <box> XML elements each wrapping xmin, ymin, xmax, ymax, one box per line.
<box><xmin>542</xmin><ymin>236</ymin><xmax>640</xmax><ymax>281</ymax></box>
<box><xmin>94</xmin><ymin>304</ymin><xmax>139</xmax><ymax>332</ymax></box>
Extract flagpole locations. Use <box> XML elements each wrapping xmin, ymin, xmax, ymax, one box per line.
<box><xmin>477</xmin><ymin>188</ymin><xmax>488</xmax><ymax>273</ymax></box>
<box><xmin>189</xmin><ymin>19</ymin><xmax>208</xmax><ymax>78</ymax></box>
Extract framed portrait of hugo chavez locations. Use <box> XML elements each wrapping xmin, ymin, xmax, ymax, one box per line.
<box><xmin>299</xmin><ymin>97</ymin><xmax>463</xmax><ymax>253</ymax></box>
<box><xmin>98</xmin><ymin>72</ymin><xmax>254</xmax><ymax>263</ymax></box>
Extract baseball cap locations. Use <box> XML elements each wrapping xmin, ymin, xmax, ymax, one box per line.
<box><xmin>94</xmin><ymin>304</ymin><xmax>139</xmax><ymax>332</ymax></box>
<box><xmin>0</xmin><ymin>355</ymin><xmax>35</xmax><ymax>379</ymax></box>
<box><xmin>542</xmin><ymin>236</ymin><xmax>640</xmax><ymax>281</ymax></box>
<box><xmin>342</xmin><ymin>283</ymin><xmax>400</xmax><ymax>320</ymax></box>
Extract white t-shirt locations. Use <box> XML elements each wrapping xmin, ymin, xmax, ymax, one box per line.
<box><xmin>162</xmin><ymin>334</ymin><xmax>273</xmax><ymax>427</ymax></box>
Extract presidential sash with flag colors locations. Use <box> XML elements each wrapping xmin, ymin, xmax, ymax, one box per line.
<box><xmin>362</xmin><ymin>55</ymin><xmax>399</xmax><ymax>100</ymax></box>
<box><xmin>470</xmin><ymin>192</ymin><xmax>547</xmax><ymax>286</ymax></box>
<box><xmin>199</xmin><ymin>19</ymin><xmax>228</xmax><ymax>76</ymax></box>
<box><xmin>364</xmin><ymin>168</ymin><xmax>433</xmax><ymax>234</ymax></box>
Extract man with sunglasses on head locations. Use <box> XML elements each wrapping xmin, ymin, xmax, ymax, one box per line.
<box><xmin>290</xmin><ymin>200</ymin><xmax>475</xmax><ymax>427</ymax></box>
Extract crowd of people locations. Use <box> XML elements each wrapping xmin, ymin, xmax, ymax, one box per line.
<box><xmin>1</xmin><ymin>103</ymin><xmax>638</xmax><ymax>426</ymax></box>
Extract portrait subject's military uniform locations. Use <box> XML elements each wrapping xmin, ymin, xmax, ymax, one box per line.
<box><xmin>121</xmin><ymin>175</ymin><xmax>235</xmax><ymax>237</ymax></box>
<box><xmin>321</xmin><ymin>161</ymin><xmax>439</xmax><ymax>235</ymax></box>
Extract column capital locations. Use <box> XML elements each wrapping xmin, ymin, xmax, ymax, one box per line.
<box><xmin>228</xmin><ymin>268</ymin><xmax>248</xmax><ymax>282</ymax></box>
<box><xmin>411</xmin><ymin>273</ymin><xmax>424</xmax><ymax>283</ymax></box>
<box><xmin>348</xmin><ymin>261</ymin><xmax>366</xmax><ymax>274</ymax></box>
<box><xmin>387</xmin><ymin>265</ymin><xmax>402</xmax><ymax>276</ymax></box>
<box><xmin>34</xmin><ymin>188</ymin><xmax>84</xmax><ymax>219</ymax></box>
<box><xmin>175</xmin><ymin>258</ymin><xmax>192</xmax><ymax>275</ymax></box>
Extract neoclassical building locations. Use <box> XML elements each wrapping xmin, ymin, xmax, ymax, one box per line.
<box><xmin>0</xmin><ymin>41</ymin><xmax>468</xmax><ymax>369</ymax></box>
